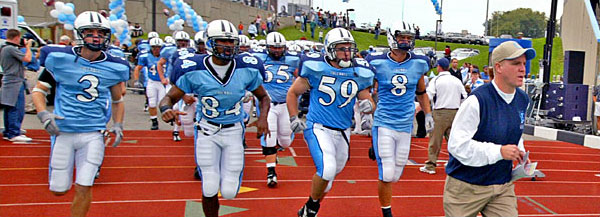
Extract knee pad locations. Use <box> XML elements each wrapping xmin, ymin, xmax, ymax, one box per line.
<box><xmin>201</xmin><ymin>172</ymin><xmax>220</xmax><ymax>197</ymax></box>
<box><xmin>277</xmin><ymin>134</ymin><xmax>292</xmax><ymax>149</ymax></box>
<box><xmin>49</xmin><ymin>168</ymin><xmax>72</xmax><ymax>192</ymax></box>
<box><xmin>262</xmin><ymin>146</ymin><xmax>277</xmax><ymax>156</ymax></box>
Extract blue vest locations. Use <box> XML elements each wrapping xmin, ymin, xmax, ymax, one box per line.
<box><xmin>446</xmin><ymin>83</ymin><xmax>529</xmax><ymax>185</ymax></box>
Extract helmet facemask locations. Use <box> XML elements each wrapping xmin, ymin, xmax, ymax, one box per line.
<box><xmin>209</xmin><ymin>38</ymin><xmax>239</xmax><ymax>61</ymax></box>
<box><xmin>76</xmin><ymin>27</ymin><xmax>111</xmax><ymax>51</ymax></box>
<box><xmin>267</xmin><ymin>45</ymin><xmax>286</xmax><ymax>60</ymax></box>
<box><xmin>327</xmin><ymin>42</ymin><xmax>358</xmax><ymax>68</ymax></box>
<box><xmin>389</xmin><ymin>30</ymin><xmax>415</xmax><ymax>52</ymax></box>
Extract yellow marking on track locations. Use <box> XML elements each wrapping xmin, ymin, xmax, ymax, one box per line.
<box><xmin>217</xmin><ymin>186</ymin><xmax>258</xmax><ymax>197</ymax></box>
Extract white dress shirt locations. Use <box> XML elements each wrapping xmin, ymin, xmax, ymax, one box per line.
<box><xmin>426</xmin><ymin>71</ymin><xmax>468</xmax><ymax>110</ymax></box>
<box><xmin>447</xmin><ymin>80</ymin><xmax>526</xmax><ymax>167</ymax></box>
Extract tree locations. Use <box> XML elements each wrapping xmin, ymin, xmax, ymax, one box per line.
<box><xmin>483</xmin><ymin>8</ymin><xmax>547</xmax><ymax>38</ymax></box>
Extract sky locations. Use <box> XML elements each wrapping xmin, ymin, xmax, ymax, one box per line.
<box><xmin>315</xmin><ymin>0</ymin><xmax>564</xmax><ymax>36</ymax></box>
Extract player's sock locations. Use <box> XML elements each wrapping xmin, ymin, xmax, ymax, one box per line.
<box><xmin>305</xmin><ymin>197</ymin><xmax>320</xmax><ymax>215</ymax></box>
<box><xmin>382</xmin><ymin>206</ymin><xmax>392</xmax><ymax>217</ymax></box>
<box><xmin>267</xmin><ymin>166</ymin><xmax>277</xmax><ymax>187</ymax></box>
<box><xmin>201</xmin><ymin>195</ymin><xmax>219</xmax><ymax>217</ymax></box>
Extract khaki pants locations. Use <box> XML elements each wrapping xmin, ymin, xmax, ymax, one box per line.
<box><xmin>424</xmin><ymin>109</ymin><xmax>457</xmax><ymax>170</ymax></box>
<box><xmin>24</xmin><ymin>69</ymin><xmax>39</xmax><ymax>112</ymax></box>
<box><xmin>443</xmin><ymin>176</ymin><xmax>518</xmax><ymax>217</ymax></box>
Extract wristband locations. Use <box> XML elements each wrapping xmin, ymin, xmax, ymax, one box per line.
<box><xmin>159</xmin><ymin>105</ymin><xmax>172</xmax><ymax>113</ymax></box>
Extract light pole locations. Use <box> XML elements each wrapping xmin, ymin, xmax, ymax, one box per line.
<box><xmin>485</xmin><ymin>0</ymin><xmax>489</xmax><ymax>36</ymax></box>
<box><xmin>434</xmin><ymin>0</ymin><xmax>443</xmax><ymax>51</ymax></box>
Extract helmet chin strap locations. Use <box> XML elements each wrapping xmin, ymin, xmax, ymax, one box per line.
<box><xmin>338</xmin><ymin>59</ymin><xmax>352</xmax><ymax>68</ymax></box>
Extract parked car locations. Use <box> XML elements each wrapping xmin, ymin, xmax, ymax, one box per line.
<box><xmin>465</xmin><ymin>34</ymin><xmax>483</xmax><ymax>45</ymax></box>
<box><xmin>483</xmin><ymin>36</ymin><xmax>495</xmax><ymax>45</ymax></box>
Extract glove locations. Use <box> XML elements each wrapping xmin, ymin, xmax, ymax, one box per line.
<box><xmin>358</xmin><ymin>99</ymin><xmax>373</xmax><ymax>113</ymax></box>
<box><xmin>290</xmin><ymin>115</ymin><xmax>306</xmax><ymax>133</ymax></box>
<box><xmin>360</xmin><ymin>114</ymin><xmax>373</xmax><ymax>130</ymax></box>
<box><xmin>242</xmin><ymin>91</ymin><xmax>253</xmax><ymax>103</ymax></box>
<box><xmin>425</xmin><ymin>113</ymin><xmax>434</xmax><ymax>133</ymax></box>
<box><xmin>109</xmin><ymin>123</ymin><xmax>124</xmax><ymax>147</ymax></box>
<box><xmin>134</xmin><ymin>80</ymin><xmax>143</xmax><ymax>88</ymax></box>
<box><xmin>37</xmin><ymin>110</ymin><xmax>64</xmax><ymax>136</ymax></box>
<box><xmin>368</xmin><ymin>146</ymin><xmax>376</xmax><ymax>161</ymax></box>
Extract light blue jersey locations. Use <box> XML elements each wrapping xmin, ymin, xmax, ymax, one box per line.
<box><xmin>366</xmin><ymin>52</ymin><xmax>429</xmax><ymax>133</ymax></box>
<box><xmin>107</xmin><ymin>45</ymin><xmax>125</xmax><ymax>58</ymax></box>
<box><xmin>300</xmin><ymin>52</ymin><xmax>375</xmax><ymax>129</ymax></box>
<box><xmin>176</xmin><ymin>53</ymin><xmax>265</xmax><ymax>124</ymax></box>
<box><xmin>39</xmin><ymin>46</ymin><xmax>129</xmax><ymax>133</ymax></box>
<box><xmin>159</xmin><ymin>45</ymin><xmax>178</xmax><ymax>78</ymax></box>
<box><xmin>252</xmin><ymin>49</ymin><xmax>300</xmax><ymax>103</ymax></box>
<box><xmin>137</xmin><ymin>52</ymin><xmax>162</xmax><ymax>81</ymax></box>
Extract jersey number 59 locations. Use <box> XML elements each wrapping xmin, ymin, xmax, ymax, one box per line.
<box><xmin>317</xmin><ymin>76</ymin><xmax>358</xmax><ymax>108</ymax></box>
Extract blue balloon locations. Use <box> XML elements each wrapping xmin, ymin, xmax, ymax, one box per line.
<box><xmin>58</xmin><ymin>13</ymin><xmax>67</xmax><ymax>21</ymax></box>
<box><xmin>66</xmin><ymin>3</ymin><xmax>75</xmax><ymax>10</ymax></box>
<box><xmin>17</xmin><ymin>16</ymin><xmax>24</xmax><ymax>23</ymax></box>
<box><xmin>109</xmin><ymin>14</ymin><xmax>118</xmax><ymax>21</ymax></box>
<box><xmin>174</xmin><ymin>15</ymin><xmax>180</xmax><ymax>20</ymax></box>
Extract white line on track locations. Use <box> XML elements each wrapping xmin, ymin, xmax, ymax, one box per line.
<box><xmin>3</xmin><ymin>179</ymin><xmax>600</xmax><ymax>187</ymax></box>
<box><xmin>1</xmin><ymin>195</ymin><xmax>599</xmax><ymax>207</ymax></box>
<box><xmin>289</xmin><ymin>147</ymin><xmax>297</xmax><ymax>157</ymax></box>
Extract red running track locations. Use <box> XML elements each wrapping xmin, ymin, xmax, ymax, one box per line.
<box><xmin>0</xmin><ymin>130</ymin><xmax>599</xmax><ymax>216</ymax></box>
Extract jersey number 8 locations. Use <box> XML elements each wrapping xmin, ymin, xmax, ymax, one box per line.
<box><xmin>318</xmin><ymin>76</ymin><xmax>358</xmax><ymax>108</ymax></box>
<box><xmin>391</xmin><ymin>74</ymin><xmax>408</xmax><ymax>96</ymax></box>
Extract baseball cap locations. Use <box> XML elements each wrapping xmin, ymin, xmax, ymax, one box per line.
<box><xmin>471</xmin><ymin>68</ymin><xmax>480</xmax><ymax>73</ymax></box>
<box><xmin>491</xmin><ymin>41</ymin><xmax>536</xmax><ymax>65</ymax></box>
<box><xmin>436</xmin><ymin>58</ymin><xmax>450</xmax><ymax>70</ymax></box>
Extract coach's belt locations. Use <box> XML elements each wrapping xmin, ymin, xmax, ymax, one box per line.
<box><xmin>272</xmin><ymin>101</ymin><xmax>286</xmax><ymax>106</ymax></box>
<box><xmin>206</xmin><ymin>120</ymin><xmax>236</xmax><ymax>129</ymax></box>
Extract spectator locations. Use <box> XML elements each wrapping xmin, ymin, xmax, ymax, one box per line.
<box><xmin>261</xmin><ymin>21</ymin><xmax>267</xmax><ymax>36</ymax></box>
<box><xmin>22</xmin><ymin>43</ymin><xmax>41</xmax><ymax>115</ymax></box>
<box><xmin>58</xmin><ymin>35</ymin><xmax>71</xmax><ymax>45</ymax></box>
<box><xmin>415</xmin><ymin>26</ymin><xmax>421</xmax><ymax>39</ymax></box>
<box><xmin>467</xmin><ymin>68</ymin><xmax>485</xmax><ymax>93</ymax></box>
<box><xmin>310</xmin><ymin>18</ymin><xmax>317</xmax><ymax>39</ymax></box>
<box><xmin>448</xmin><ymin>58</ymin><xmax>462</xmax><ymax>82</ymax></box>
<box><xmin>0</xmin><ymin>29</ymin><xmax>33</xmax><ymax>142</ymax></box>
<box><xmin>238</xmin><ymin>21</ymin><xmax>244</xmax><ymax>35</ymax></box>
<box><xmin>255</xmin><ymin>14</ymin><xmax>261</xmax><ymax>33</ymax></box>
<box><xmin>594</xmin><ymin>82</ymin><xmax>600</xmax><ymax>135</ymax></box>
<box><xmin>374</xmin><ymin>19</ymin><xmax>381</xmax><ymax>40</ymax></box>
<box><xmin>420</xmin><ymin>58</ymin><xmax>467</xmax><ymax>174</ymax></box>
<box><xmin>248</xmin><ymin>22</ymin><xmax>258</xmax><ymax>38</ymax></box>
<box><xmin>443</xmin><ymin>40</ymin><xmax>535</xmax><ymax>217</ymax></box>
<box><xmin>267</xmin><ymin>14</ymin><xmax>273</xmax><ymax>32</ymax></box>
<box><xmin>481</xmin><ymin>65</ymin><xmax>491</xmax><ymax>82</ymax></box>
<box><xmin>318</xmin><ymin>29</ymin><xmax>324</xmax><ymax>42</ymax></box>
<box><xmin>516</xmin><ymin>32</ymin><xmax>524</xmax><ymax>39</ymax></box>
<box><xmin>444</xmin><ymin>45</ymin><xmax>451</xmax><ymax>58</ymax></box>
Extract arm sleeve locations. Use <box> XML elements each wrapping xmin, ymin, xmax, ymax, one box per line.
<box><xmin>175</xmin><ymin>74</ymin><xmax>193</xmax><ymax>93</ymax></box>
<box><xmin>426</xmin><ymin>77</ymin><xmax>436</xmax><ymax>98</ymax></box>
<box><xmin>246</xmin><ymin>69</ymin><xmax>264</xmax><ymax>92</ymax></box>
<box><xmin>38</xmin><ymin>68</ymin><xmax>57</xmax><ymax>87</ymax></box>
<box><xmin>447</xmin><ymin>95</ymin><xmax>504</xmax><ymax>167</ymax></box>
<box><xmin>137</xmin><ymin>55</ymin><xmax>146</xmax><ymax>66</ymax></box>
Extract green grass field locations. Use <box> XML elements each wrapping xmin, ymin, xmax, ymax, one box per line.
<box><xmin>275</xmin><ymin>26</ymin><xmax>564</xmax><ymax>77</ymax></box>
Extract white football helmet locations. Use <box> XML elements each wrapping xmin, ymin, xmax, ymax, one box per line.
<box><xmin>324</xmin><ymin>27</ymin><xmax>357</xmax><ymax>68</ymax></box>
<box><xmin>266</xmin><ymin>32</ymin><xmax>286</xmax><ymax>59</ymax></box>
<box><xmin>194</xmin><ymin>31</ymin><xmax>206</xmax><ymax>43</ymax></box>
<box><xmin>74</xmin><ymin>11</ymin><xmax>111</xmax><ymax>51</ymax></box>
<box><xmin>238</xmin><ymin>35</ymin><xmax>251</xmax><ymax>53</ymax></box>
<box><xmin>148</xmin><ymin>31</ymin><xmax>160</xmax><ymax>39</ymax></box>
<box><xmin>164</xmin><ymin>36</ymin><xmax>175</xmax><ymax>45</ymax></box>
<box><xmin>173</xmin><ymin>31</ymin><xmax>190</xmax><ymax>41</ymax></box>
<box><xmin>205</xmin><ymin>19</ymin><xmax>239</xmax><ymax>60</ymax></box>
<box><xmin>387</xmin><ymin>21</ymin><xmax>415</xmax><ymax>51</ymax></box>
<box><xmin>149</xmin><ymin>37</ymin><xmax>164</xmax><ymax>47</ymax></box>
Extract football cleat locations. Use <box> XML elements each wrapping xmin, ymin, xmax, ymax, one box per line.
<box><xmin>173</xmin><ymin>131</ymin><xmax>181</xmax><ymax>141</ymax></box>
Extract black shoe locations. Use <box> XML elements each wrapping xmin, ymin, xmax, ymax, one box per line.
<box><xmin>173</xmin><ymin>131</ymin><xmax>181</xmax><ymax>141</ymax></box>
<box><xmin>298</xmin><ymin>204</ymin><xmax>319</xmax><ymax>217</ymax></box>
<box><xmin>267</xmin><ymin>167</ymin><xmax>277</xmax><ymax>187</ymax></box>
<box><xmin>151</xmin><ymin>119</ymin><xmax>159</xmax><ymax>130</ymax></box>
<box><xmin>194</xmin><ymin>167</ymin><xmax>201</xmax><ymax>180</ymax></box>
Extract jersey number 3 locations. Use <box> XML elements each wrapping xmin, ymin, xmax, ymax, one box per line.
<box><xmin>77</xmin><ymin>75</ymin><xmax>100</xmax><ymax>102</ymax></box>
<box><xmin>318</xmin><ymin>76</ymin><xmax>358</xmax><ymax>108</ymax></box>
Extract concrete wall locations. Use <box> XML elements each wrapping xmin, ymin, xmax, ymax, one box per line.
<box><xmin>19</xmin><ymin>0</ymin><xmax>293</xmax><ymax>39</ymax></box>
<box><xmin>560</xmin><ymin>0</ymin><xmax>600</xmax><ymax>119</ymax></box>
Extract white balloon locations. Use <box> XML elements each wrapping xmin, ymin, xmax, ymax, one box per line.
<box><xmin>169</xmin><ymin>24</ymin><xmax>176</xmax><ymax>31</ymax></box>
<box><xmin>64</xmin><ymin>23</ymin><xmax>73</xmax><ymax>30</ymax></box>
<box><xmin>50</xmin><ymin>9</ymin><xmax>59</xmax><ymax>18</ymax></box>
<box><xmin>62</xmin><ymin>6</ymin><xmax>74</xmax><ymax>15</ymax></box>
<box><xmin>54</xmin><ymin>1</ymin><xmax>65</xmax><ymax>11</ymax></box>
<box><xmin>185</xmin><ymin>14</ymin><xmax>192</xmax><ymax>20</ymax></box>
<box><xmin>121</xmin><ymin>15</ymin><xmax>127</xmax><ymax>21</ymax></box>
